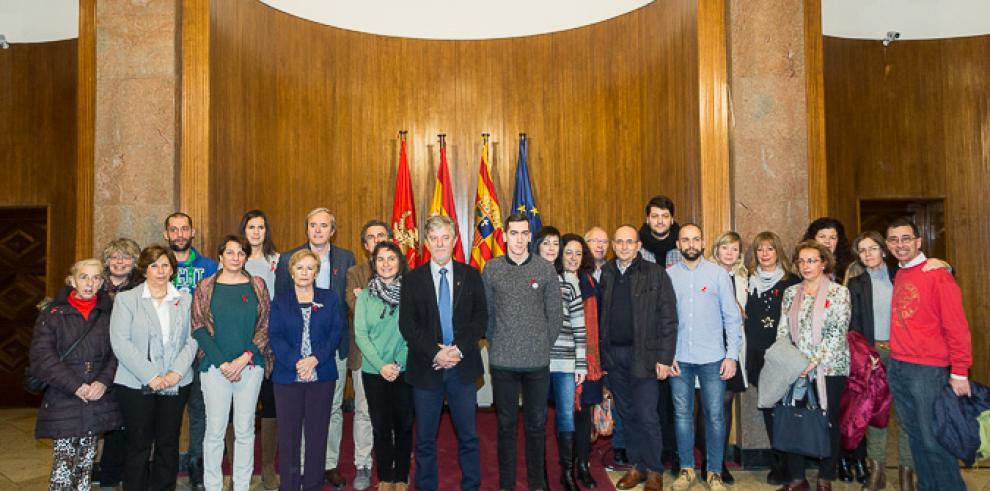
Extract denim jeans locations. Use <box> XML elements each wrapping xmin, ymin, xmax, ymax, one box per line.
<box><xmin>550</xmin><ymin>371</ymin><xmax>577</xmax><ymax>433</ymax></box>
<box><xmin>888</xmin><ymin>359</ymin><xmax>966</xmax><ymax>491</ymax></box>
<box><xmin>669</xmin><ymin>361</ymin><xmax>726</xmax><ymax>473</ymax></box>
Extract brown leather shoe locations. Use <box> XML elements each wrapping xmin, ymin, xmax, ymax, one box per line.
<box><xmin>864</xmin><ymin>458</ymin><xmax>886</xmax><ymax>490</ymax></box>
<box><xmin>775</xmin><ymin>479</ymin><xmax>810</xmax><ymax>491</ymax></box>
<box><xmin>816</xmin><ymin>479</ymin><xmax>832</xmax><ymax>491</ymax></box>
<box><xmin>616</xmin><ymin>468</ymin><xmax>646</xmax><ymax>490</ymax></box>
<box><xmin>324</xmin><ymin>468</ymin><xmax>347</xmax><ymax>489</ymax></box>
<box><xmin>643</xmin><ymin>471</ymin><xmax>663</xmax><ymax>491</ymax></box>
<box><xmin>898</xmin><ymin>466</ymin><xmax>915</xmax><ymax>491</ymax></box>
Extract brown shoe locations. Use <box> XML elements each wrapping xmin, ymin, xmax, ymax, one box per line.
<box><xmin>324</xmin><ymin>468</ymin><xmax>347</xmax><ymax>489</ymax></box>
<box><xmin>643</xmin><ymin>471</ymin><xmax>663</xmax><ymax>491</ymax></box>
<box><xmin>816</xmin><ymin>479</ymin><xmax>832</xmax><ymax>491</ymax></box>
<box><xmin>864</xmin><ymin>458</ymin><xmax>886</xmax><ymax>491</ymax></box>
<box><xmin>616</xmin><ymin>468</ymin><xmax>646</xmax><ymax>489</ymax></box>
<box><xmin>776</xmin><ymin>480</ymin><xmax>810</xmax><ymax>491</ymax></box>
<box><xmin>897</xmin><ymin>466</ymin><xmax>915</xmax><ymax>491</ymax></box>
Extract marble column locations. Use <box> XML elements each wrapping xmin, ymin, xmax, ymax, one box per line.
<box><xmin>727</xmin><ymin>0</ymin><xmax>813</xmax><ymax>462</ymax></box>
<box><xmin>93</xmin><ymin>0</ymin><xmax>178</xmax><ymax>250</ymax></box>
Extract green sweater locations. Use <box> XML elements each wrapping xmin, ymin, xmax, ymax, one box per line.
<box><xmin>193</xmin><ymin>283</ymin><xmax>264</xmax><ymax>371</ymax></box>
<box><xmin>353</xmin><ymin>290</ymin><xmax>408</xmax><ymax>374</ymax></box>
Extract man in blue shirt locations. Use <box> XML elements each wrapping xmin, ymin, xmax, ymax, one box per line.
<box><xmin>665</xmin><ymin>224</ymin><xmax>742</xmax><ymax>491</ymax></box>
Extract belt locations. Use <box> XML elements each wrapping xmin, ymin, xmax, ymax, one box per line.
<box><xmin>874</xmin><ymin>341</ymin><xmax>891</xmax><ymax>350</ymax></box>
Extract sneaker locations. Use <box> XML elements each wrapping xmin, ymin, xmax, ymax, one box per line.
<box><xmin>671</xmin><ymin>468</ymin><xmax>696</xmax><ymax>491</ymax></box>
<box><xmin>707</xmin><ymin>472</ymin><xmax>726</xmax><ymax>491</ymax></box>
<box><xmin>353</xmin><ymin>467</ymin><xmax>372</xmax><ymax>490</ymax></box>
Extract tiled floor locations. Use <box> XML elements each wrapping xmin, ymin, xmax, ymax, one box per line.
<box><xmin>4</xmin><ymin>407</ymin><xmax>990</xmax><ymax>490</ymax></box>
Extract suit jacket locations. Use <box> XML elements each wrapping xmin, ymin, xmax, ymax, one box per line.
<box><xmin>345</xmin><ymin>261</ymin><xmax>373</xmax><ymax>371</ymax></box>
<box><xmin>847</xmin><ymin>263</ymin><xmax>898</xmax><ymax>344</ymax></box>
<box><xmin>268</xmin><ymin>288</ymin><xmax>344</xmax><ymax>384</ymax></box>
<box><xmin>109</xmin><ymin>283</ymin><xmax>198</xmax><ymax>389</ymax></box>
<box><xmin>275</xmin><ymin>242</ymin><xmax>355</xmax><ymax>358</ymax></box>
<box><xmin>399</xmin><ymin>261</ymin><xmax>488</xmax><ymax>390</ymax></box>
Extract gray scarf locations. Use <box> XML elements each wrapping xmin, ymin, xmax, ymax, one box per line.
<box><xmin>367</xmin><ymin>275</ymin><xmax>402</xmax><ymax>319</ymax></box>
<box><xmin>748</xmin><ymin>266</ymin><xmax>785</xmax><ymax>296</ymax></box>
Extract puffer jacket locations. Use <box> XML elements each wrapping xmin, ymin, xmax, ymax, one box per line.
<box><xmin>934</xmin><ymin>380</ymin><xmax>990</xmax><ymax>466</ymax></box>
<box><xmin>30</xmin><ymin>287</ymin><xmax>122</xmax><ymax>439</ymax></box>
<box><xmin>840</xmin><ymin>330</ymin><xmax>891</xmax><ymax>449</ymax></box>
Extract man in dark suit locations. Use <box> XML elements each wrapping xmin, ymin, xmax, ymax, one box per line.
<box><xmin>399</xmin><ymin>215</ymin><xmax>488</xmax><ymax>491</ymax></box>
<box><xmin>273</xmin><ymin>207</ymin><xmax>355</xmax><ymax>489</ymax></box>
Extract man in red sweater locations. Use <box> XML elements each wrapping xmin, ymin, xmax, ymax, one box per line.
<box><xmin>886</xmin><ymin>217</ymin><xmax>970</xmax><ymax>491</ymax></box>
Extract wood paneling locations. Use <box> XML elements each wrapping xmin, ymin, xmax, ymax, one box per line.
<box><xmin>824</xmin><ymin>35</ymin><xmax>990</xmax><ymax>383</ymax></box>
<box><xmin>0</xmin><ymin>39</ymin><xmax>78</xmax><ymax>295</ymax></box>
<box><xmin>209</xmin><ymin>0</ymin><xmax>701</xmax><ymax>255</ymax></box>
<box><xmin>697</xmin><ymin>0</ymin><xmax>730</xmax><ymax>243</ymax></box>
<box><xmin>180</xmin><ymin>0</ymin><xmax>212</xmax><ymax>251</ymax></box>
<box><xmin>76</xmin><ymin>0</ymin><xmax>95</xmax><ymax>258</ymax></box>
<box><xmin>804</xmin><ymin>0</ymin><xmax>828</xmax><ymax>219</ymax></box>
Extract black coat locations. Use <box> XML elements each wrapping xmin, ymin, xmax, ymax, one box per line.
<box><xmin>30</xmin><ymin>287</ymin><xmax>122</xmax><ymax>439</ymax></box>
<box><xmin>599</xmin><ymin>257</ymin><xmax>678</xmax><ymax>379</ymax></box>
<box><xmin>743</xmin><ymin>274</ymin><xmax>800</xmax><ymax>386</ymax></box>
<box><xmin>847</xmin><ymin>264</ymin><xmax>898</xmax><ymax>344</ymax></box>
<box><xmin>399</xmin><ymin>261</ymin><xmax>488</xmax><ymax>390</ymax></box>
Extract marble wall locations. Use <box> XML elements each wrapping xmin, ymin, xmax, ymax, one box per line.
<box><xmin>93</xmin><ymin>0</ymin><xmax>179</xmax><ymax>251</ymax></box>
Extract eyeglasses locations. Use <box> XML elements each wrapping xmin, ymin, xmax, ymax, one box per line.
<box><xmin>795</xmin><ymin>258</ymin><xmax>822</xmax><ymax>266</ymax></box>
<box><xmin>885</xmin><ymin>236</ymin><xmax>917</xmax><ymax>245</ymax></box>
<box><xmin>109</xmin><ymin>254</ymin><xmax>133</xmax><ymax>262</ymax></box>
<box><xmin>857</xmin><ymin>245</ymin><xmax>882</xmax><ymax>254</ymax></box>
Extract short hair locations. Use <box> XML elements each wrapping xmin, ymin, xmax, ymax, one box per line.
<box><xmin>614</xmin><ymin>224</ymin><xmax>640</xmax><ymax>237</ymax></box>
<box><xmin>644</xmin><ymin>195</ymin><xmax>675</xmax><ymax>217</ymax></box>
<box><xmin>101</xmin><ymin>237</ymin><xmax>141</xmax><ymax>268</ymax></box>
<box><xmin>288</xmin><ymin>249</ymin><xmax>321</xmax><ymax>275</ymax></box>
<box><xmin>792</xmin><ymin>239</ymin><xmax>835</xmax><ymax>277</ymax></box>
<box><xmin>677</xmin><ymin>222</ymin><xmax>703</xmax><ymax>239</ymax></box>
<box><xmin>424</xmin><ymin>214</ymin><xmax>457</xmax><ymax>237</ymax></box>
<box><xmin>371</xmin><ymin>241</ymin><xmax>408</xmax><ymax>277</ymax></box>
<box><xmin>746</xmin><ymin>231</ymin><xmax>793</xmax><ymax>275</ymax></box>
<box><xmin>164</xmin><ymin>212</ymin><xmax>193</xmax><ymax>230</ymax></box>
<box><xmin>359</xmin><ymin>219</ymin><xmax>391</xmax><ymax>243</ymax></box>
<box><xmin>709</xmin><ymin>231</ymin><xmax>746</xmax><ymax>274</ymax></box>
<box><xmin>305</xmin><ymin>207</ymin><xmax>336</xmax><ymax>230</ymax></box>
<box><xmin>238</xmin><ymin>210</ymin><xmax>278</xmax><ymax>258</ymax></box>
<box><xmin>556</xmin><ymin>234</ymin><xmax>595</xmax><ymax>275</ymax></box>
<box><xmin>216</xmin><ymin>234</ymin><xmax>253</xmax><ymax>260</ymax></box>
<box><xmin>137</xmin><ymin>245</ymin><xmax>178</xmax><ymax>281</ymax></box>
<box><xmin>885</xmin><ymin>217</ymin><xmax>921</xmax><ymax>238</ymax></box>
<box><xmin>534</xmin><ymin>226</ymin><xmax>561</xmax><ymax>253</ymax></box>
<box><xmin>504</xmin><ymin>212</ymin><xmax>530</xmax><ymax>230</ymax></box>
<box><xmin>65</xmin><ymin>258</ymin><xmax>104</xmax><ymax>286</ymax></box>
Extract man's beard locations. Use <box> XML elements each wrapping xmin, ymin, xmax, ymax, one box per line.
<box><xmin>680</xmin><ymin>247</ymin><xmax>702</xmax><ymax>261</ymax></box>
<box><xmin>169</xmin><ymin>240</ymin><xmax>191</xmax><ymax>253</ymax></box>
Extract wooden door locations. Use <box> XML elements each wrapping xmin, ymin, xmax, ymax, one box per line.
<box><xmin>0</xmin><ymin>208</ymin><xmax>47</xmax><ymax>406</ymax></box>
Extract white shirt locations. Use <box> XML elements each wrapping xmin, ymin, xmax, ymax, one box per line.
<box><xmin>142</xmin><ymin>283</ymin><xmax>182</xmax><ymax>345</ymax></box>
<box><xmin>316</xmin><ymin>250</ymin><xmax>331</xmax><ymax>289</ymax></box>
<box><xmin>430</xmin><ymin>259</ymin><xmax>455</xmax><ymax>307</ymax></box>
<box><xmin>900</xmin><ymin>251</ymin><xmax>927</xmax><ymax>268</ymax></box>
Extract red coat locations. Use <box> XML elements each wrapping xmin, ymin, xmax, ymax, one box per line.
<box><xmin>840</xmin><ymin>330</ymin><xmax>891</xmax><ymax>449</ymax></box>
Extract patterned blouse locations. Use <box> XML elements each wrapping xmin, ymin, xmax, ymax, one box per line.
<box><xmin>776</xmin><ymin>281</ymin><xmax>851</xmax><ymax>377</ymax></box>
<box><xmin>297</xmin><ymin>305</ymin><xmax>317</xmax><ymax>382</ymax></box>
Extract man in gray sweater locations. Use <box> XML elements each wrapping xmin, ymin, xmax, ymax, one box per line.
<box><xmin>483</xmin><ymin>212</ymin><xmax>563</xmax><ymax>491</ymax></box>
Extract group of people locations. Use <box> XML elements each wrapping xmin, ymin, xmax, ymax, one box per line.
<box><xmin>28</xmin><ymin>195</ymin><xmax>972</xmax><ymax>491</ymax></box>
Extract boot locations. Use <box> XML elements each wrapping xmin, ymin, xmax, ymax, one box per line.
<box><xmin>854</xmin><ymin>458</ymin><xmax>869</xmax><ymax>484</ymax></box>
<box><xmin>838</xmin><ymin>457</ymin><xmax>854</xmax><ymax>482</ymax></box>
<box><xmin>897</xmin><ymin>466</ymin><xmax>915</xmax><ymax>491</ymax></box>
<box><xmin>557</xmin><ymin>432</ymin><xmax>579</xmax><ymax>491</ymax></box>
<box><xmin>575</xmin><ymin>458</ymin><xmax>597</xmax><ymax>489</ymax></box>
<box><xmin>261</xmin><ymin>417</ymin><xmax>279</xmax><ymax>490</ymax></box>
<box><xmin>863</xmin><ymin>458</ymin><xmax>886</xmax><ymax>491</ymax></box>
<box><xmin>767</xmin><ymin>450</ymin><xmax>787</xmax><ymax>485</ymax></box>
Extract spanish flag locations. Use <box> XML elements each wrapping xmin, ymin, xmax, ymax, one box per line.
<box><xmin>469</xmin><ymin>135</ymin><xmax>506</xmax><ymax>272</ymax></box>
<box><xmin>422</xmin><ymin>135</ymin><xmax>466</xmax><ymax>263</ymax></box>
<box><xmin>390</xmin><ymin>132</ymin><xmax>420</xmax><ymax>267</ymax></box>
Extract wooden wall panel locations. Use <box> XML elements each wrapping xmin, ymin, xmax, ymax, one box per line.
<box><xmin>824</xmin><ymin>35</ymin><xmax>990</xmax><ymax>383</ymax></box>
<box><xmin>0</xmin><ymin>40</ymin><xmax>78</xmax><ymax>295</ymax></box>
<box><xmin>209</xmin><ymin>0</ymin><xmax>701</xmax><ymax>256</ymax></box>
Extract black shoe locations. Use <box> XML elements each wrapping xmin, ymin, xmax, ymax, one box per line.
<box><xmin>557</xmin><ymin>432</ymin><xmax>579</xmax><ymax>491</ymax></box>
<box><xmin>854</xmin><ymin>458</ymin><xmax>869</xmax><ymax>484</ymax></box>
<box><xmin>188</xmin><ymin>457</ymin><xmax>205</xmax><ymax>491</ymax></box>
<box><xmin>721</xmin><ymin>465</ymin><xmax>735</xmax><ymax>485</ymax></box>
<box><xmin>837</xmin><ymin>458</ymin><xmax>854</xmax><ymax>483</ymax></box>
<box><xmin>576</xmin><ymin>459</ymin><xmax>598</xmax><ymax>489</ymax></box>
<box><xmin>668</xmin><ymin>453</ymin><xmax>681</xmax><ymax>478</ymax></box>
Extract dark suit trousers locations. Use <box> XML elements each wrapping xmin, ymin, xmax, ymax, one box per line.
<box><xmin>116</xmin><ymin>384</ymin><xmax>190</xmax><ymax>491</ymax></box>
<box><xmin>412</xmin><ymin>366</ymin><xmax>480</xmax><ymax>491</ymax></box>
<box><xmin>607</xmin><ymin>345</ymin><xmax>663</xmax><ymax>473</ymax></box>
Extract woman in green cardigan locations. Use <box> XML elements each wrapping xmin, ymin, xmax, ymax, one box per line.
<box><xmin>353</xmin><ymin>241</ymin><xmax>411</xmax><ymax>491</ymax></box>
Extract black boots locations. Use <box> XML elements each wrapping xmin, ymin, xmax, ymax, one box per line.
<box><xmin>558</xmin><ymin>432</ymin><xmax>579</xmax><ymax>491</ymax></box>
<box><xmin>766</xmin><ymin>450</ymin><xmax>787</xmax><ymax>486</ymax></box>
<box><xmin>838</xmin><ymin>457</ymin><xmax>854</xmax><ymax>482</ymax></box>
<box><xmin>854</xmin><ymin>458</ymin><xmax>869</xmax><ymax>484</ymax></box>
<box><xmin>575</xmin><ymin>458</ymin><xmax>598</xmax><ymax>489</ymax></box>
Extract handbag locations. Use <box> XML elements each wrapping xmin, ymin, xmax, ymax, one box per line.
<box><xmin>23</xmin><ymin>313</ymin><xmax>101</xmax><ymax>395</ymax></box>
<box><xmin>772</xmin><ymin>376</ymin><xmax>831</xmax><ymax>459</ymax></box>
<box><xmin>593</xmin><ymin>387</ymin><xmax>615</xmax><ymax>437</ymax></box>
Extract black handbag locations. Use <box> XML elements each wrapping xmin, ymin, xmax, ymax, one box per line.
<box><xmin>23</xmin><ymin>314</ymin><xmax>100</xmax><ymax>395</ymax></box>
<box><xmin>772</xmin><ymin>376</ymin><xmax>831</xmax><ymax>459</ymax></box>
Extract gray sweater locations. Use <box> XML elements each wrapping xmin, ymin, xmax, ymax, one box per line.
<box><xmin>482</xmin><ymin>254</ymin><xmax>563</xmax><ymax>370</ymax></box>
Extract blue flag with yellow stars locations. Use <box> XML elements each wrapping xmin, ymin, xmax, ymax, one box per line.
<box><xmin>511</xmin><ymin>134</ymin><xmax>542</xmax><ymax>235</ymax></box>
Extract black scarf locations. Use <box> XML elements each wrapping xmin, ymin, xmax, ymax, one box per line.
<box><xmin>638</xmin><ymin>222</ymin><xmax>680</xmax><ymax>262</ymax></box>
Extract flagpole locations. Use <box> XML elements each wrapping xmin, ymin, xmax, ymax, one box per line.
<box><xmin>399</xmin><ymin>129</ymin><xmax>407</xmax><ymax>141</ymax></box>
<box><xmin>438</xmin><ymin>133</ymin><xmax>446</xmax><ymax>148</ymax></box>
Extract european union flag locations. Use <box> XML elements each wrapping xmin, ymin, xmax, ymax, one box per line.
<box><xmin>511</xmin><ymin>134</ymin><xmax>542</xmax><ymax>235</ymax></box>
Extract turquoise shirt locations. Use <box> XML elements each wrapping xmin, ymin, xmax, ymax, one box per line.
<box><xmin>193</xmin><ymin>282</ymin><xmax>264</xmax><ymax>371</ymax></box>
<box><xmin>353</xmin><ymin>290</ymin><xmax>407</xmax><ymax>374</ymax></box>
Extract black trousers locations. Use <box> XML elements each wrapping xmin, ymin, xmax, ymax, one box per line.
<box><xmin>116</xmin><ymin>384</ymin><xmax>190</xmax><ymax>491</ymax></box>
<box><xmin>258</xmin><ymin>378</ymin><xmax>277</xmax><ymax>418</ymax></box>
<box><xmin>98</xmin><ymin>428</ymin><xmax>126</xmax><ymax>486</ymax></box>
<box><xmin>362</xmin><ymin>372</ymin><xmax>414</xmax><ymax>483</ymax></box>
<box><xmin>491</xmin><ymin>367</ymin><xmax>550</xmax><ymax>490</ymax></box>
<box><xmin>784</xmin><ymin>376</ymin><xmax>847</xmax><ymax>482</ymax></box>
<box><xmin>607</xmin><ymin>345</ymin><xmax>663</xmax><ymax>474</ymax></box>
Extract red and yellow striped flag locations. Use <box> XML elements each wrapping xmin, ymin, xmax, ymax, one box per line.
<box><xmin>422</xmin><ymin>136</ymin><xmax>466</xmax><ymax>263</ymax></box>
<box><xmin>469</xmin><ymin>136</ymin><xmax>506</xmax><ymax>271</ymax></box>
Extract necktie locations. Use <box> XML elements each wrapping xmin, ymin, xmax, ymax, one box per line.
<box><xmin>438</xmin><ymin>268</ymin><xmax>453</xmax><ymax>345</ymax></box>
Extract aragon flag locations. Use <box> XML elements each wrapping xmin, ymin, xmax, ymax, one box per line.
<box><xmin>422</xmin><ymin>135</ymin><xmax>466</xmax><ymax>263</ymax></box>
<box><xmin>468</xmin><ymin>135</ymin><xmax>506</xmax><ymax>272</ymax></box>
<box><xmin>390</xmin><ymin>131</ymin><xmax>420</xmax><ymax>268</ymax></box>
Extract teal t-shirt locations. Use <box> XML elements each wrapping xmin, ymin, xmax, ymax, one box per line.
<box><xmin>193</xmin><ymin>282</ymin><xmax>264</xmax><ymax>371</ymax></box>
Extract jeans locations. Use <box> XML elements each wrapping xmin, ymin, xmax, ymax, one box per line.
<box><xmin>491</xmin><ymin>367</ymin><xmax>551</xmax><ymax>490</ymax></box>
<box><xmin>116</xmin><ymin>384</ymin><xmax>190</xmax><ymax>491</ymax></box>
<box><xmin>866</xmin><ymin>347</ymin><xmax>913</xmax><ymax>466</ymax></box>
<box><xmin>606</xmin><ymin>345</ymin><xmax>663</xmax><ymax>473</ymax></box>
<box><xmin>669</xmin><ymin>361</ymin><xmax>726</xmax><ymax>473</ymax></box>
<box><xmin>201</xmin><ymin>365</ymin><xmax>264</xmax><ymax>491</ymax></box>
<box><xmin>888</xmin><ymin>359</ymin><xmax>966</xmax><ymax>491</ymax></box>
<box><xmin>363</xmin><ymin>372</ymin><xmax>414</xmax><ymax>483</ymax></box>
<box><xmin>413</xmin><ymin>366</ymin><xmax>480</xmax><ymax>491</ymax></box>
<box><xmin>274</xmin><ymin>380</ymin><xmax>334</xmax><ymax>491</ymax></box>
<box><xmin>550</xmin><ymin>371</ymin><xmax>577</xmax><ymax>433</ymax></box>
<box><xmin>323</xmin><ymin>357</ymin><xmax>374</xmax><ymax>469</ymax></box>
